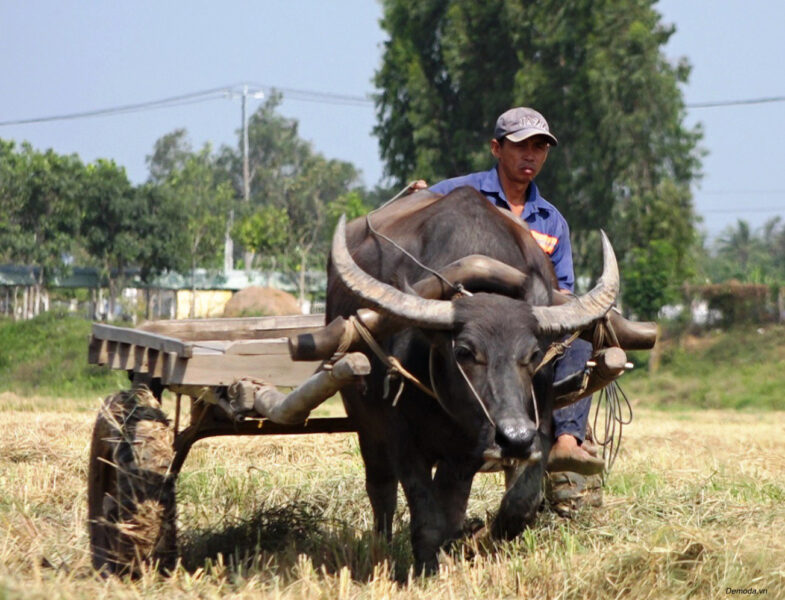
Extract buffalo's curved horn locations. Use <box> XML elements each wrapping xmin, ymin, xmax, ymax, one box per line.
<box><xmin>532</xmin><ymin>231</ymin><xmax>619</xmax><ymax>335</ymax></box>
<box><xmin>332</xmin><ymin>215</ymin><xmax>455</xmax><ymax>329</ymax></box>
<box><xmin>290</xmin><ymin>254</ymin><xmax>528</xmax><ymax>361</ymax></box>
<box><xmin>413</xmin><ymin>255</ymin><xmax>527</xmax><ymax>299</ymax></box>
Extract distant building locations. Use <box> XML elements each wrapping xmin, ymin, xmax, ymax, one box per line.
<box><xmin>0</xmin><ymin>264</ymin><xmax>327</xmax><ymax>321</ymax></box>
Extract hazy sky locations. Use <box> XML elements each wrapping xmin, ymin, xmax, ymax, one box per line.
<box><xmin>2</xmin><ymin>1</ymin><xmax>783</xmax><ymax>240</ymax></box>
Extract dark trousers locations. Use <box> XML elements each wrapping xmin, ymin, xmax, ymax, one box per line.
<box><xmin>552</xmin><ymin>338</ymin><xmax>593</xmax><ymax>443</ymax></box>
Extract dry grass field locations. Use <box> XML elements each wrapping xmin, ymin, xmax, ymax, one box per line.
<box><xmin>1</xmin><ymin>389</ymin><xmax>783</xmax><ymax>599</ymax></box>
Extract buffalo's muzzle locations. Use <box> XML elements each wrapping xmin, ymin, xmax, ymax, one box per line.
<box><xmin>494</xmin><ymin>419</ymin><xmax>538</xmax><ymax>460</ymax></box>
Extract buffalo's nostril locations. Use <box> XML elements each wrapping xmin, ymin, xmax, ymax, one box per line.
<box><xmin>494</xmin><ymin>420</ymin><xmax>537</xmax><ymax>458</ymax></box>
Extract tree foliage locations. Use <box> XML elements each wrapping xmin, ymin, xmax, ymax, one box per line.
<box><xmin>81</xmin><ymin>159</ymin><xmax>142</xmax><ymax>316</ymax></box>
<box><xmin>133</xmin><ymin>182</ymin><xmax>192</xmax><ymax>282</ymax></box>
<box><xmin>216</xmin><ymin>93</ymin><xmax>361</xmax><ymax>298</ymax></box>
<box><xmin>375</xmin><ymin>0</ymin><xmax>703</xmax><ymax>317</ymax></box>
<box><xmin>146</xmin><ymin>128</ymin><xmax>193</xmax><ymax>185</ymax></box>
<box><xmin>1</xmin><ymin>87</ymin><xmax>367</xmax><ymax>318</ymax></box>
<box><xmin>0</xmin><ymin>141</ymin><xmax>85</xmax><ymax>282</ymax></box>
<box><xmin>233</xmin><ymin>205</ymin><xmax>290</xmax><ymax>261</ymax></box>
<box><xmin>164</xmin><ymin>146</ymin><xmax>232</xmax><ymax>269</ymax></box>
<box><xmin>703</xmin><ymin>218</ymin><xmax>785</xmax><ymax>285</ymax></box>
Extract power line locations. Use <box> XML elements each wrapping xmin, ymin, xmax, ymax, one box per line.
<box><xmin>686</xmin><ymin>95</ymin><xmax>785</xmax><ymax>108</ymax></box>
<box><xmin>247</xmin><ymin>82</ymin><xmax>373</xmax><ymax>107</ymax></box>
<box><xmin>3</xmin><ymin>83</ymin><xmax>781</xmax><ymax>127</ymax></box>
<box><xmin>0</xmin><ymin>83</ymin><xmax>373</xmax><ymax>127</ymax></box>
<box><xmin>700</xmin><ymin>190</ymin><xmax>785</xmax><ymax>195</ymax></box>
<box><xmin>702</xmin><ymin>207</ymin><xmax>784</xmax><ymax>214</ymax></box>
<box><xmin>0</xmin><ymin>86</ymin><xmax>234</xmax><ymax>126</ymax></box>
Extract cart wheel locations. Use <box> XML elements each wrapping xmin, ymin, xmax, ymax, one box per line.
<box><xmin>87</xmin><ymin>387</ymin><xmax>177</xmax><ymax>576</ymax></box>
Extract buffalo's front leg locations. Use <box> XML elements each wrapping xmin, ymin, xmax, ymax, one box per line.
<box><xmin>357</xmin><ymin>433</ymin><xmax>398</xmax><ymax>539</ymax></box>
<box><xmin>398</xmin><ymin>456</ymin><xmax>448</xmax><ymax>574</ymax></box>
<box><xmin>433</xmin><ymin>459</ymin><xmax>475</xmax><ymax>543</ymax></box>
<box><xmin>491</xmin><ymin>431</ymin><xmax>551</xmax><ymax>539</ymax></box>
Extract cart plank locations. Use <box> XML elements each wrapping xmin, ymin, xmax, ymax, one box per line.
<box><xmin>137</xmin><ymin>314</ymin><xmax>325</xmax><ymax>342</ymax></box>
<box><xmin>223</xmin><ymin>339</ymin><xmax>291</xmax><ymax>355</ymax></box>
<box><xmin>162</xmin><ymin>353</ymin><xmax>320</xmax><ymax>387</ymax></box>
<box><xmin>92</xmin><ymin>323</ymin><xmax>193</xmax><ymax>357</ymax></box>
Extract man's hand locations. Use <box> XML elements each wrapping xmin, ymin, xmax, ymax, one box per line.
<box><xmin>408</xmin><ymin>179</ymin><xmax>428</xmax><ymax>192</ymax></box>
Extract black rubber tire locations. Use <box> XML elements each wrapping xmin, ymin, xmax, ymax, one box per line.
<box><xmin>87</xmin><ymin>387</ymin><xmax>177</xmax><ymax>576</ymax></box>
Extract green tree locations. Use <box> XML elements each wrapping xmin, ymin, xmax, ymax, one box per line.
<box><xmin>282</xmin><ymin>154</ymin><xmax>359</xmax><ymax>303</ymax></box>
<box><xmin>163</xmin><ymin>145</ymin><xmax>232</xmax><ymax>317</ymax></box>
<box><xmin>709</xmin><ymin>219</ymin><xmax>777</xmax><ymax>284</ymax></box>
<box><xmin>763</xmin><ymin>217</ymin><xmax>785</xmax><ymax>282</ymax></box>
<box><xmin>374</xmin><ymin>0</ymin><xmax>702</xmax><ymax>317</ymax></box>
<box><xmin>216</xmin><ymin>91</ymin><xmax>311</xmax><ymax>215</ymax></box>
<box><xmin>217</xmin><ymin>94</ymin><xmax>360</xmax><ymax>299</ymax></box>
<box><xmin>233</xmin><ymin>205</ymin><xmax>290</xmax><ymax>270</ymax></box>
<box><xmin>134</xmin><ymin>182</ymin><xmax>191</xmax><ymax>282</ymax></box>
<box><xmin>0</xmin><ymin>142</ymin><xmax>86</xmax><ymax>316</ymax></box>
<box><xmin>146</xmin><ymin>128</ymin><xmax>193</xmax><ymax>185</ymax></box>
<box><xmin>81</xmin><ymin>159</ymin><xmax>142</xmax><ymax>320</ymax></box>
<box><xmin>623</xmin><ymin>239</ymin><xmax>678</xmax><ymax>320</ymax></box>
<box><xmin>327</xmin><ymin>189</ymin><xmax>373</xmax><ymax>234</ymax></box>
<box><xmin>0</xmin><ymin>139</ymin><xmax>22</xmax><ymax>263</ymax></box>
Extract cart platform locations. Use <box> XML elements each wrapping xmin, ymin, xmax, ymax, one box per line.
<box><xmin>88</xmin><ymin>314</ymin><xmax>325</xmax><ymax>388</ymax></box>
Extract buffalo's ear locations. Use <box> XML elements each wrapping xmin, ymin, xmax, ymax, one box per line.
<box><xmin>527</xmin><ymin>273</ymin><xmax>553</xmax><ymax>306</ymax></box>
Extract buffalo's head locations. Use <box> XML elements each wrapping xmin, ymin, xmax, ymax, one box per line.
<box><xmin>331</xmin><ymin>215</ymin><xmax>619</xmax><ymax>462</ymax></box>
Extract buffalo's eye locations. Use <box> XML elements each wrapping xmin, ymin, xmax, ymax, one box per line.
<box><xmin>518</xmin><ymin>349</ymin><xmax>540</xmax><ymax>369</ymax></box>
<box><xmin>454</xmin><ymin>344</ymin><xmax>480</xmax><ymax>363</ymax></box>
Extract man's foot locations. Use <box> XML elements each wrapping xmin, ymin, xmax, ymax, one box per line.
<box><xmin>547</xmin><ymin>434</ymin><xmax>605</xmax><ymax>476</ymax></box>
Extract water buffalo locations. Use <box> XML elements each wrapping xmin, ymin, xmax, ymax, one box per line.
<box><xmin>325</xmin><ymin>187</ymin><xmax>619</xmax><ymax>572</ymax></box>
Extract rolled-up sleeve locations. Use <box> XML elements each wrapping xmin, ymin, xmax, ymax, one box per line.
<box><xmin>550</xmin><ymin>218</ymin><xmax>575</xmax><ymax>293</ymax></box>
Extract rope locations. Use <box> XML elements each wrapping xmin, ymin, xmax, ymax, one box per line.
<box><xmin>364</xmin><ymin>182</ymin><xmax>471</xmax><ymax>298</ymax></box>
<box><xmin>535</xmin><ymin>329</ymin><xmax>582</xmax><ymax>374</ymax></box>
<box><xmin>451</xmin><ymin>338</ymin><xmax>496</xmax><ymax>427</ymax></box>
<box><xmin>589</xmin><ymin>308</ymin><xmax>631</xmax><ymax>477</ymax></box>
<box><xmin>592</xmin><ymin>380</ymin><xmax>633</xmax><ymax>478</ymax></box>
<box><xmin>348</xmin><ymin>314</ymin><xmax>437</xmax><ymax>401</ymax></box>
<box><xmin>593</xmin><ymin>308</ymin><xmax>621</xmax><ymax>348</ymax></box>
<box><xmin>531</xmin><ymin>384</ymin><xmax>540</xmax><ymax>430</ymax></box>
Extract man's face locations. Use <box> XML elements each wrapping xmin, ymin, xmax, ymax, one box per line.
<box><xmin>490</xmin><ymin>135</ymin><xmax>550</xmax><ymax>187</ymax></box>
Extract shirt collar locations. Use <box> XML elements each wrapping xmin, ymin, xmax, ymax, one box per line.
<box><xmin>480</xmin><ymin>166</ymin><xmax>548</xmax><ymax>219</ymax></box>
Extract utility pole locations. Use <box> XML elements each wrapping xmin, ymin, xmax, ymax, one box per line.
<box><xmin>224</xmin><ymin>84</ymin><xmax>263</xmax><ymax>275</ymax></box>
<box><xmin>242</xmin><ymin>84</ymin><xmax>251</xmax><ymax>203</ymax></box>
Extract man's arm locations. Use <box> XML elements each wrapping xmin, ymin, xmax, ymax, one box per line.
<box><xmin>549</xmin><ymin>219</ymin><xmax>575</xmax><ymax>293</ymax></box>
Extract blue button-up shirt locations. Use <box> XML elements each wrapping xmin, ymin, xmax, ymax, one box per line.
<box><xmin>430</xmin><ymin>166</ymin><xmax>575</xmax><ymax>292</ymax></box>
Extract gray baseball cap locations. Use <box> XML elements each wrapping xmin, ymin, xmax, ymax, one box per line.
<box><xmin>494</xmin><ymin>107</ymin><xmax>558</xmax><ymax>146</ymax></box>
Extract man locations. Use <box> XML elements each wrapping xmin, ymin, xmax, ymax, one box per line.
<box><xmin>411</xmin><ymin>107</ymin><xmax>604</xmax><ymax>491</ymax></box>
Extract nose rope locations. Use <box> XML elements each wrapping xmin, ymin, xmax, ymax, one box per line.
<box><xmin>531</xmin><ymin>384</ymin><xmax>540</xmax><ymax>430</ymax></box>
<box><xmin>451</xmin><ymin>338</ymin><xmax>496</xmax><ymax>427</ymax></box>
<box><xmin>450</xmin><ymin>339</ymin><xmax>543</xmax><ymax>432</ymax></box>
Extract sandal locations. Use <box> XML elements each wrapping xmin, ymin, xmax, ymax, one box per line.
<box><xmin>546</xmin><ymin>444</ymin><xmax>605</xmax><ymax>476</ymax></box>
<box><xmin>545</xmin><ymin>471</ymin><xmax>603</xmax><ymax>517</ymax></box>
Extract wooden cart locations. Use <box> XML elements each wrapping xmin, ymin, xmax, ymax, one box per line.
<box><xmin>86</xmin><ymin>311</ymin><xmax>641</xmax><ymax>576</ymax></box>
<box><xmin>86</xmin><ymin>314</ymin><xmax>362</xmax><ymax>576</ymax></box>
